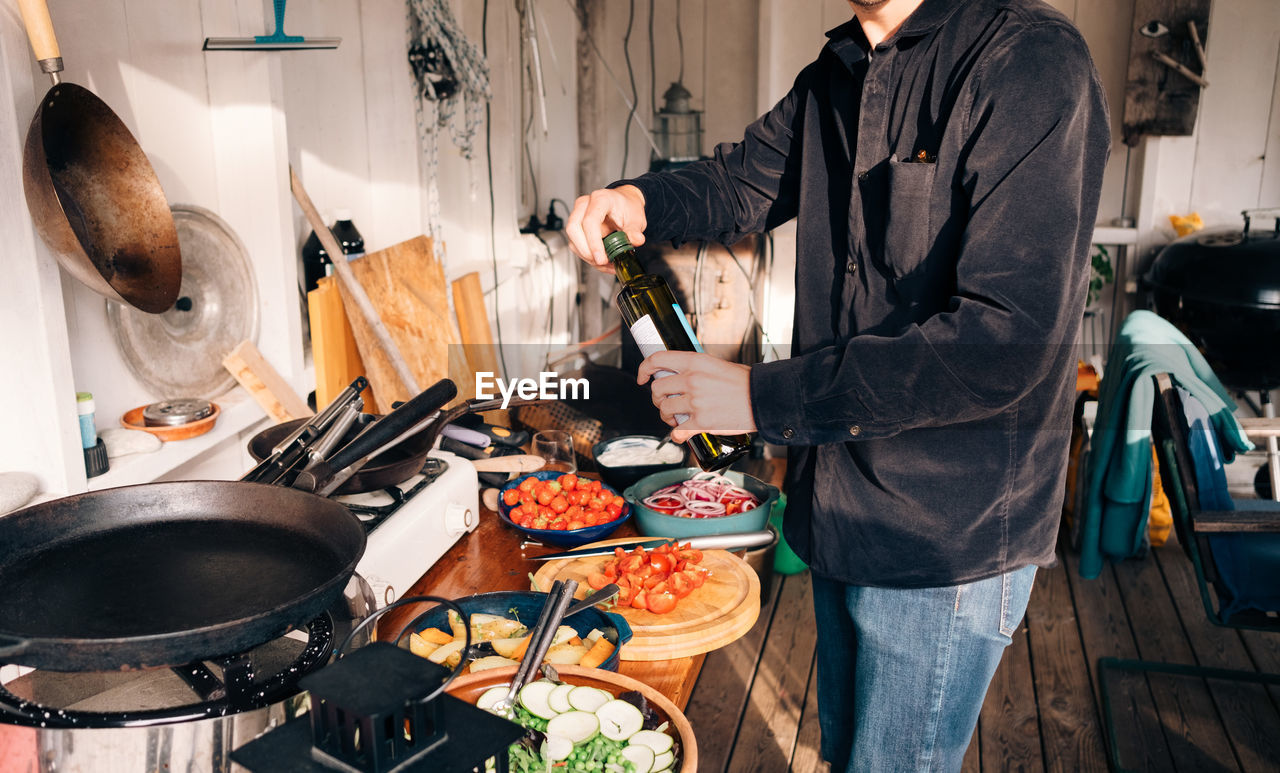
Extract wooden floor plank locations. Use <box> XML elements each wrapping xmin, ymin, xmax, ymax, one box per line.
<box><xmin>1062</xmin><ymin>550</ymin><xmax>1177</xmax><ymax>770</ymax></box>
<box><xmin>1112</xmin><ymin>553</ymin><xmax>1241</xmax><ymax>772</ymax></box>
<box><xmin>1024</xmin><ymin>556</ymin><xmax>1108</xmax><ymax>772</ymax></box>
<box><xmin>727</xmin><ymin>572</ymin><xmax>819</xmax><ymax>773</ymax></box>
<box><xmin>1153</xmin><ymin>541</ymin><xmax>1280</xmax><ymax>773</ymax></box>
<box><xmin>1237</xmin><ymin>629</ymin><xmax>1280</xmax><ymax>707</ymax></box>
<box><xmin>979</xmin><ymin>624</ymin><xmax>1044</xmax><ymax>772</ymax></box>
<box><xmin>961</xmin><ymin>718</ymin><xmax>980</xmax><ymax>773</ymax></box>
<box><xmin>790</xmin><ymin>652</ymin><xmax>828</xmax><ymax>773</ymax></box>
<box><xmin>685</xmin><ymin>573</ymin><xmax>785</xmax><ymax>772</ymax></box>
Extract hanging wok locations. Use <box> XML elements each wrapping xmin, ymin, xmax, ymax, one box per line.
<box><xmin>0</xmin><ymin>380</ymin><xmax>457</xmax><ymax>672</ymax></box>
<box><xmin>18</xmin><ymin>0</ymin><xmax>181</xmax><ymax>313</ymax></box>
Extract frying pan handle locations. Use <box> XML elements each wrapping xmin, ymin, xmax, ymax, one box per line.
<box><xmin>0</xmin><ymin>633</ymin><xmax>30</xmax><ymax>660</ymax></box>
<box><xmin>16</xmin><ymin>0</ymin><xmax>62</xmax><ymax>75</ymax></box>
<box><xmin>323</xmin><ymin>378</ymin><xmax>458</xmax><ymax>476</ymax></box>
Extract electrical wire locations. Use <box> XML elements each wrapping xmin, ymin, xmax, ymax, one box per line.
<box><xmin>724</xmin><ymin>240</ymin><xmax>783</xmax><ymax>362</ymax></box>
<box><xmin>482</xmin><ymin>0</ymin><xmax>509</xmax><ymax>376</ymax></box>
<box><xmin>621</xmin><ymin>0</ymin><xmax>639</xmax><ymax>178</ymax></box>
<box><xmin>560</xmin><ymin>0</ymin><xmax>664</xmax><ymax>158</ymax></box>
<box><xmin>648</xmin><ymin>0</ymin><xmax>657</xmax><ymax>116</ymax></box>
<box><xmin>676</xmin><ymin>0</ymin><xmax>684</xmax><ymax>84</ymax></box>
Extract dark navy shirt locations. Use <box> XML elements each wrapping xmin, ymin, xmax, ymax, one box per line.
<box><xmin>621</xmin><ymin>0</ymin><xmax>1110</xmax><ymax>586</ymax></box>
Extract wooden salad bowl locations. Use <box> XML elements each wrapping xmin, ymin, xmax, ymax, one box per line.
<box><xmin>446</xmin><ymin>664</ymin><xmax>698</xmax><ymax>772</ymax></box>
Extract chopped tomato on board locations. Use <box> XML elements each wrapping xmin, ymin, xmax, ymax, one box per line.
<box><xmin>586</xmin><ymin>541</ymin><xmax>707</xmax><ymax>614</ymax></box>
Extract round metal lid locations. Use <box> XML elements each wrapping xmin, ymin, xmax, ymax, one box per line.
<box><xmin>142</xmin><ymin>398</ymin><xmax>215</xmax><ymax>426</ymax></box>
<box><xmin>1145</xmin><ymin>227</ymin><xmax>1280</xmax><ymax>310</ymax></box>
<box><xmin>107</xmin><ymin>205</ymin><xmax>259</xmax><ymax>399</ymax></box>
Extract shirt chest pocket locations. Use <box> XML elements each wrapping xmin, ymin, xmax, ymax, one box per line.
<box><xmin>882</xmin><ymin>157</ymin><xmax>937</xmax><ymax>279</ymax></box>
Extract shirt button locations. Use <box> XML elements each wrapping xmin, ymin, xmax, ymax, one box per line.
<box><xmin>857</xmin><ymin>171</ymin><xmax>869</xmax><ymax>181</ymax></box>
<box><xmin>849</xmin><ymin>425</ymin><xmax>862</xmax><ymax>437</ymax></box>
<box><xmin>782</xmin><ymin>427</ymin><xmax>795</xmax><ymax>440</ymax></box>
<box><xmin>846</xmin><ymin>260</ymin><xmax>858</xmax><ymax>273</ymax></box>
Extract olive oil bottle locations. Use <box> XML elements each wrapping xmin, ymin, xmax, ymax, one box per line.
<box><xmin>604</xmin><ymin>231</ymin><xmax>753</xmax><ymax>471</ymax></box>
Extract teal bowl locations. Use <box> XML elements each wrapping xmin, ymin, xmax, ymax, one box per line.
<box><xmin>622</xmin><ymin>467</ymin><xmax>779</xmax><ymax>539</ymax></box>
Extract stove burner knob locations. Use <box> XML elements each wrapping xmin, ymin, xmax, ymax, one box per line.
<box><xmin>444</xmin><ymin>502</ymin><xmax>475</xmax><ymax>536</ymax></box>
<box><xmin>363</xmin><ymin>576</ymin><xmax>396</xmax><ymax>609</ymax></box>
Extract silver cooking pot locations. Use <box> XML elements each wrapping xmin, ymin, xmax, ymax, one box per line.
<box><xmin>0</xmin><ymin>575</ymin><xmax>377</xmax><ymax>772</ymax></box>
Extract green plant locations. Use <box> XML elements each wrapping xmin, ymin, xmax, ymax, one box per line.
<box><xmin>1087</xmin><ymin>244</ymin><xmax>1113</xmax><ymax>308</ymax></box>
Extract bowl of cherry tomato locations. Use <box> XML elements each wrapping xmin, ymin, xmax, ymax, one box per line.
<box><xmin>498</xmin><ymin>471</ymin><xmax>632</xmax><ymax>548</ymax></box>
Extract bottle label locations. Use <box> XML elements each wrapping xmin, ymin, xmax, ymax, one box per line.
<box><xmin>629</xmin><ymin>306</ymin><xmax>702</xmax><ymax>425</ymax></box>
<box><xmin>629</xmin><ymin>314</ymin><xmax>667</xmax><ymax>360</ymax></box>
<box><xmin>672</xmin><ymin>302</ymin><xmax>704</xmax><ymax>353</ymax></box>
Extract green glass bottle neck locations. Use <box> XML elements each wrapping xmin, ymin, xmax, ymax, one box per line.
<box><xmin>611</xmin><ymin>248</ymin><xmax>645</xmax><ymax>283</ymax></box>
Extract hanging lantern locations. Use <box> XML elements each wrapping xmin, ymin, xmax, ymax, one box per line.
<box><xmin>653</xmin><ymin>81</ymin><xmax>703</xmax><ymax>167</ymax></box>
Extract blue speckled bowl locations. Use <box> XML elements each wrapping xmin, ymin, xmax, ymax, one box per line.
<box><xmin>406</xmin><ymin>590</ymin><xmax>632</xmax><ymax>671</ymax></box>
<box><xmin>497</xmin><ymin>471</ymin><xmax>632</xmax><ymax>548</ymax></box>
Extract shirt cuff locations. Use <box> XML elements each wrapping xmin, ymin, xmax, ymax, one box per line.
<box><xmin>749</xmin><ymin>359</ymin><xmax>809</xmax><ymax>445</ymax></box>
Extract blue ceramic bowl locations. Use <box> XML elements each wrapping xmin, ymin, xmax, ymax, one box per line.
<box><xmin>497</xmin><ymin>471</ymin><xmax>632</xmax><ymax>548</ymax></box>
<box><xmin>405</xmin><ymin>590</ymin><xmax>632</xmax><ymax>672</ymax></box>
<box><xmin>623</xmin><ymin>467</ymin><xmax>779</xmax><ymax>540</ymax></box>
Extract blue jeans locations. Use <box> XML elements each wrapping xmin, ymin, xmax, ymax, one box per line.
<box><xmin>811</xmin><ymin>565</ymin><xmax>1037</xmax><ymax>772</ymax></box>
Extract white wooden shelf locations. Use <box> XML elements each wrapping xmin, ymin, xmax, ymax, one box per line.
<box><xmin>1092</xmin><ymin>226</ymin><xmax>1138</xmax><ymax>246</ymax></box>
<box><xmin>86</xmin><ymin>389</ymin><xmax>270</xmax><ymax>490</ymax></box>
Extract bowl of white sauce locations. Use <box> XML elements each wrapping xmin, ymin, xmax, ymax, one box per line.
<box><xmin>591</xmin><ymin>434</ymin><xmax>688</xmax><ymax>491</ymax></box>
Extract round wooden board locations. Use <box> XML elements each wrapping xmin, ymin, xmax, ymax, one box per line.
<box><xmin>533</xmin><ymin>537</ymin><xmax>760</xmax><ymax>662</ymax></box>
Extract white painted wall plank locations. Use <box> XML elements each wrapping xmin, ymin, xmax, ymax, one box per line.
<box><xmin>0</xmin><ymin>0</ymin><xmax>81</xmax><ymax>493</ymax></box>
<box><xmin>1187</xmin><ymin>0</ymin><xmax>1280</xmax><ymax>224</ymax></box>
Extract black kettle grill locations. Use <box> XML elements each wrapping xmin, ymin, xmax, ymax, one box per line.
<box><xmin>1144</xmin><ymin>207</ymin><xmax>1280</xmax><ymax>498</ymax></box>
<box><xmin>1144</xmin><ymin>208</ymin><xmax>1280</xmax><ymax>392</ymax></box>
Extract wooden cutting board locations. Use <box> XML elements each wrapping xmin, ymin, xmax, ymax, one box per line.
<box><xmin>337</xmin><ymin>235</ymin><xmax>459</xmax><ymax>412</ymax></box>
<box><xmin>533</xmin><ymin>537</ymin><xmax>760</xmax><ymax>662</ymax></box>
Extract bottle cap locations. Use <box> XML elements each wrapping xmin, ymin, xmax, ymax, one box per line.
<box><xmin>602</xmin><ymin>231</ymin><xmax>632</xmax><ymax>260</ymax></box>
<box><xmin>334</xmin><ymin>208</ymin><xmax>353</xmax><ymax>222</ymax></box>
<box><xmin>84</xmin><ymin>438</ymin><xmax>109</xmax><ymax>478</ymax></box>
<box><xmin>76</xmin><ymin>392</ymin><xmax>95</xmax><ymax>416</ymax></box>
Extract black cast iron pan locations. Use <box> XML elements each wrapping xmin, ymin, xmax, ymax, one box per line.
<box><xmin>247</xmin><ymin>412</ymin><xmax>434</xmax><ymax>495</ymax></box>
<box><xmin>0</xmin><ymin>379</ymin><xmax>457</xmax><ymax>672</ymax></box>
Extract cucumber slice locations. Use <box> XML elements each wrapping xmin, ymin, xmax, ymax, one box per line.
<box><xmin>476</xmin><ymin>686</ymin><xmax>509</xmax><ymax>713</ymax></box>
<box><xmin>518</xmin><ymin>680</ymin><xmax>559</xmax><ymax>720</ymax></box>
<box><xmin>595</xmin><ymin>699</ymin><xmax>645</xmax><ymax>742</ymax></box>
<box><xmin>653</xmin><ymin>749</ymin><xmax>675</xmax><ymax>770</ymax></box>
<box><xmin>542</xmin><ymin>734</ymin><xmax>574</xmax><ymax>762</ymax></box>
<box><xmin>621</xmin><ymin>744</ymin><xmax>656</xmax><ymax>772</ymax></box>
<box><xmin>629</xmin><ymin>729</ymin><xmax>674</xmax><ymax>755</ymax></box>
<box><xmin>546</xmin><ymin>710</ymin><xmax>600</xmax><ymax>744</ymax></box>
<box><xmin>548</xmin><ymin>683</ymin><xmax>576</xmax><ymax>714</ymax></box>
<box><xmin>568</xmin><ymin>685</ymin><xmax>611</xmax><ymax>713</ymax></box>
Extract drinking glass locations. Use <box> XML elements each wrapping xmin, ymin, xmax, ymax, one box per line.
<box><xmin>532</xmin><ymin>430</ymin><xmax>577</xmax><ymax>474</ymax></box>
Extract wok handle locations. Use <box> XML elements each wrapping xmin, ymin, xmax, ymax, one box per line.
<box><xmin>0</xmin><ymin>633</ymin><xmax>30</xmax><ymax>659</ymax></box>
<box><xmin>323</xmin><ymin>378</ymin><xmax>458</xmax><ymax>476</ymax></box>
<box><xmin>16</xmin><ymin>0</ymin><xmax>62</xmax><ymax>75</ymax></box>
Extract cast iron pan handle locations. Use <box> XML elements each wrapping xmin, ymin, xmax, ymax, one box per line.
<box><xmin>0</xmin><ymin>633</ymin><xmax>30</xmax><ymax>660</ymax></box>
<box><xmin>295</xmin><ymin>379</ymin><xmax>457</xmax><ymax>493</ymax></box>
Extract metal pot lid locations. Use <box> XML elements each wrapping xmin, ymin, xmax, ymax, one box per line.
<box><xmin>108</xmin><ymin>205</ymin><xmax>259</xmax><ymax>399</ymax></box>
<box><xmin>142</xmin><ymin>398</ymin><xmax>214</xmax><ymax>426</ymax></box>
<box><xmin>1145</xmin><ymin>223</ymin><xmax>1280</xmax><ymax>310</ymax></box>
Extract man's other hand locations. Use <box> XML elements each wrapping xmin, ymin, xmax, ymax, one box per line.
<box><xmin>566</xmin><ymin>185</ymin><xmax>647</xmax><ymax>273</ymax></box>
<box><xmin>637</xmin><ymin>351</ymin><xmax>757</xmax><ymax>441</ymax></box>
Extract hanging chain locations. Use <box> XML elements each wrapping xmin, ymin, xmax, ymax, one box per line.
<box><xmin>407</xmin><ymin>0</ymin><xmax>493</xmax><ymax>256</ymax></box>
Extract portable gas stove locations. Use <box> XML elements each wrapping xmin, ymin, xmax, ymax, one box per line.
<box><xmin>340</xmin><ymin>449</ymin><xmax>480</xmax><ymax>607</ymax></box>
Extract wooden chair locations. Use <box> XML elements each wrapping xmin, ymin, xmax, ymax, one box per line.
<box><xmin>1098</xmin><ymin>372</ymin><xmax>1280</xmax><ymax>771</ymax></box>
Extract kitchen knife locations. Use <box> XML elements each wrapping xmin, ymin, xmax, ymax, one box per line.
<box><xmin>527</xmin><ymin>530</ymin><xmax>775</xmax><ymax>561</ymax></box>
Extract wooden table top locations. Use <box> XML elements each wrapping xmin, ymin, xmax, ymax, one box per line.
<box><xmin>375</xmin><ymin>500</ymin><xmax>707</xmax><ymax>709</ymax></box>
